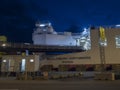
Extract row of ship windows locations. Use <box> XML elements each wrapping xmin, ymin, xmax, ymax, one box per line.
<box><xmin>47</xmin><ymin>56</ymin><xmax>91</xmax><ymax>60</ymax></box>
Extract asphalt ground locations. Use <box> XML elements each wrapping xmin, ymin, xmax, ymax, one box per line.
<box><xmin>0</xmin><ymin>79</ymin><xmax>120</xmax><ymax>90</ymax></box>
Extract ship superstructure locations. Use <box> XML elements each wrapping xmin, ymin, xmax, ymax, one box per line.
<box><xmin>32</xmin><ymin>21</ymin><xmax>91</xmax><ymax>50</ymax></box>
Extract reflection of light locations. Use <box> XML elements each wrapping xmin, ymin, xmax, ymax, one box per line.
<box><xmin>83</xmin><ymin>28</ymin><xmax>87</xmax><ymax>31</ymax></box>
<box><xmin>80</xmin><ymin>40</ymin><xmax>86</xmax><ymax>42</ymax></box>
<box><xmin>81</xmin><ymin>37</ymin><xmax>86</xmax><ymax>39</ymax></box>
<box><xmin>2</xmin><ymin>43</ymin><xmax>6</xmax><ymax>47</ymax></box>
<box><xmin>80</xmin><ymin>28</ymin><xmax>91</xmax><ymax>50</ymax></box>
<box><xmin>116</xmin><ymin>24</ymin><xmax>120</xmax><ymax>27</ymax></box>
<box><xmin>48</xmin><ymin>22</ymin><xmax>51</xmax><ymax>26</ymax></box>
<box><xmin>82</xmin><ymin>28</ymin><xmax>90</xmax><ymax>36</ymax></box>
<box><xmin>100</xmin><ymin>39</ymin><xmax>107</xmax><ymax>46</ymax></box>
<box><xmin>116</xmin><ymin>37</ymin><xmax>118</xmax><ymax>39</ymax></box>
<box><xmin>40</xmin><ymin>24</ymin><xmax>45</xmax><ymax>27</ymax></box>
<box><xmin>21</xmin><ymin>59</ymin><xmax>26</xmax><ymax>72</ymax></box>
<box><xmin>3</xmin><ymin>60</ymin><xmax>6</xmax><ymax>62</ymax></box>
<box><xmin>30</xmin><ymin>59</ymin><xmax>34</xmax><ymax>62</ymax></box>
<box><xmin>39</xmin><ymin>22</ymin><xmax>51</xmax><ymax>27</ymax></box>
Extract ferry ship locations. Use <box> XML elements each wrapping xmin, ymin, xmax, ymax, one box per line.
<box><xmin>32</xmin><ymin>21</ymin><xmax>91</xmax><ymax>50</ymax></box>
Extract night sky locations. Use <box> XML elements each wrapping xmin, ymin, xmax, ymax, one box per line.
<box><xmin>0</xmin><ymin>0</ymin><xmax>120</xmax><ymax>43</ymax></box>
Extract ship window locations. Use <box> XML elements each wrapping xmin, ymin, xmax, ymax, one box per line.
<box><xmin>115</xmin><ymin>35</ymin><xmax>120</xmax><ymax>48</ymax></box>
